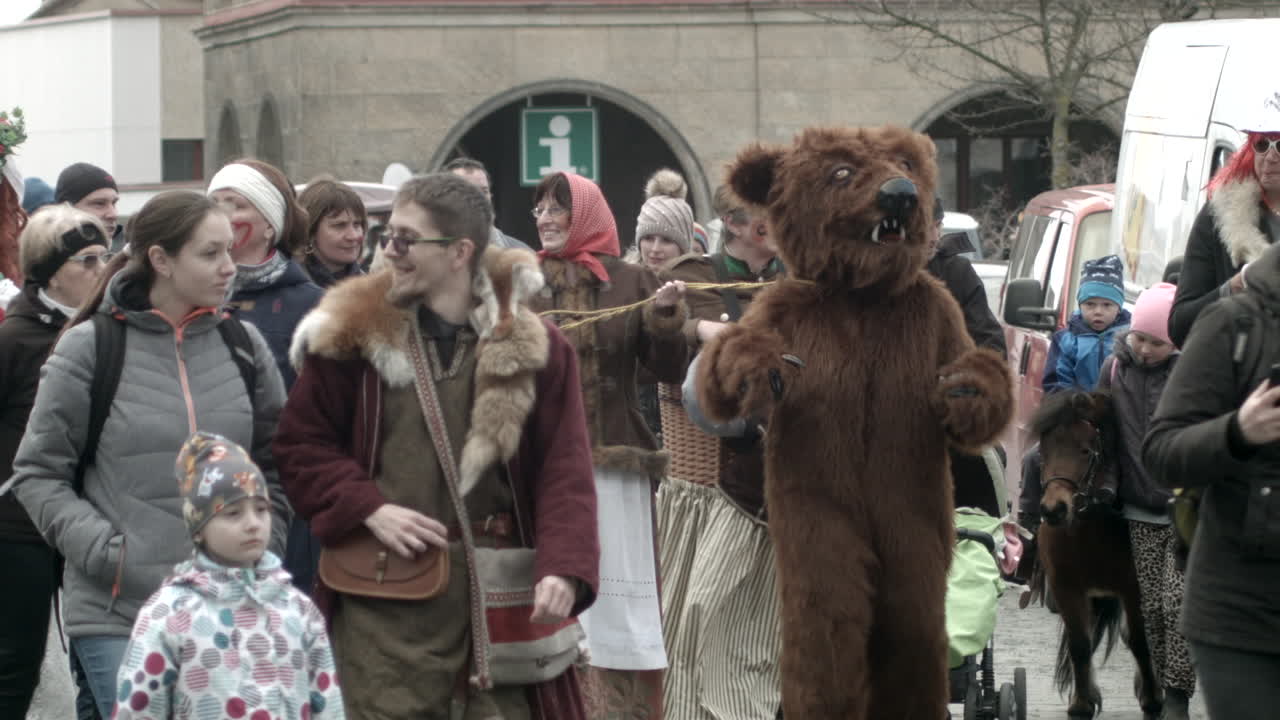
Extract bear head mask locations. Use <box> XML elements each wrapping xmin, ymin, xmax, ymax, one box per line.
<box><xmin>727</xmin><ymin>125</ymin><xmax>938</xmax><ymax>295</ymax></box>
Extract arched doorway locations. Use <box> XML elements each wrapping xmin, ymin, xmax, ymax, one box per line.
<box><xmin>257</xmin><ymin>96</ymin><xmax>284</xmax><ymax>169</ymax></box>
<box><xmin>216</xmin><ymin>103</ymin><xmax>243</xmax><ymax>169</ymax></box>
<box><xmin>918</xmin><ymin>90</ymin><xmax>1118</xmax><ymax>212</ymax></box>
<box><xmin>430</xmin><ymin>81</ymin><xmax>708</xmax><ymax>251</ymax></box>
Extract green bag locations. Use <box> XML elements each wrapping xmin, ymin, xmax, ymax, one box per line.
<box><xmin>946</xmin><ymin>510</ymin><xmax>1005</xmax><ymax>669</ymax></box>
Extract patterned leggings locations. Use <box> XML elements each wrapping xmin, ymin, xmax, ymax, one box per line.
<box><xmin>1128</xmin><ymin>520</ymin><xmax>1196</xmax><ymax>693</ymax></box>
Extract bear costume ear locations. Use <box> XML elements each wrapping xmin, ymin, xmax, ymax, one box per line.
<box><xmin>727</xmin><ymin>143</ymin><xmax>785</xmax><ymax>208</ymax></box>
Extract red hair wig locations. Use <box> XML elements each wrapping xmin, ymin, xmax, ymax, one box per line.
<box><xmin>1208</xmin><ymin>131</ymin><xmax>1279</xmax><ymax>197</ymax></box>
<box><xmin>0</xmin><ymin>180</ymin><xmax>26</xmax><ymax>285</ymax></box>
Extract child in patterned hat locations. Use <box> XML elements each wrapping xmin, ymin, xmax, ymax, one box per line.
<box><xmin>112</xmin><ymin>432</ymin><xmax>345</xmax><ymax>719</ymax></box>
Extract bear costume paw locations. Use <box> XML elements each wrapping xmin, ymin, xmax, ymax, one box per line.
<box><xmin>936</xmin><ymin>347</ymin><xmax>1013</xmax><ymax>453</ymax></box>
<box><xmin>697</xmin><ymin>324</ymin><xmax>795</xmax><ymax>423</ymax></box>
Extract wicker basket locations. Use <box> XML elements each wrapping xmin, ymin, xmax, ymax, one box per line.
<box><xmin>658</xmin><ymin>382</ymin><xmax>723</xmax><ymax>486</ymax></box>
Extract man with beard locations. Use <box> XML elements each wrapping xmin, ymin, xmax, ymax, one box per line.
<box><xmin>274</xmin><ymin>173</ymin><xmax>599</xmax><ymax>719</ymax></box>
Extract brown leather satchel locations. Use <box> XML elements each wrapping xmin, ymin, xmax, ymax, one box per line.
<box><xmin>318</xmin><ymin>526</ymin><xmax>449</xmax><ymax>600</ymax></box>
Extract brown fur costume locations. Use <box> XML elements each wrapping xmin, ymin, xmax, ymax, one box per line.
<box><xmin>696</xmin><ymin>126</ymin><xmax>1013</xmax><ymax>719</ymax></box>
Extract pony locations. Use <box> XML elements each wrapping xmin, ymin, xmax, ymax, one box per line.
<box><xmin>1031</xmin><ymin>390</ymin><xmax>1161</xmax><ymax>719</ymax></box>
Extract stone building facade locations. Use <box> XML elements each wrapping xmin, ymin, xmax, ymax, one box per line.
<box><xmin>194</xmin><ymin>1</ymin><xmax>1275</xmax><ymax>247</ymax></box>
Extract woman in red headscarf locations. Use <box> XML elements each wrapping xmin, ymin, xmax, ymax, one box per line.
<box><xmin>529</xmin><ymin>171</ymin><xmax>689</xmax><ymax>717</ymax></box>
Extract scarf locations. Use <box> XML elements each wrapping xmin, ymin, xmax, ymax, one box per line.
<box><xmin>537</xmin><ymin>172</ymin><xmax>619</xmax><ymax>283</ymax></box>
<box><xmin>37</xmin><ymin>287</ymin><xmax>77</xmax><ymax>319</ymax></box>
<box><xmin>233</xmin><ymin>249</ymin><xmax>290</xmax><ymax>296</ymax></box>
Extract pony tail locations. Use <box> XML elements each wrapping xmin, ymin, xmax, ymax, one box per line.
<box><xmin>63</xmin><ymin>251</ymin><xmax>131</xmax><ymax>332</ymax></box>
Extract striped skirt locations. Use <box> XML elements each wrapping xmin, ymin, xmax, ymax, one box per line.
<box><xmin>656</xmin><ymin>477</ymin><xmax>782</xmax><ymax>720</ymax></box>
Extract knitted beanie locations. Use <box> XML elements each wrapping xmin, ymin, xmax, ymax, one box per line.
<box><xmin>55</xmin><ymin>163</ymin><xmax>116</xmax><ymax>206</ymax></box>
<box><xmin>22</xmin><ymin>177</ymin><xmax>54</xmax><ymax>214</ymax></box>
<box><xmin>1130</xmin><ymin>282</ymin><xmax>1176</xmax><ymax>346</ymax></box>
<box><xmin>635</xmin><ymin>169</ymin><xmax>694</xmax><ymax>253</ymax></box>
<box><xmin>176</xmin><ymin>431</ymin><xmax>270</xmax><ymax>537</ymax></box>
<box><xmin>1077</xmin><ymin>254</ymin><xmax>1125</xmax><ymax>307</ymax></box>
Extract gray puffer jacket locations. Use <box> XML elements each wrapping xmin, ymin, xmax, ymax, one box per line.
<box><xmin>10</xmin><ymin>269</ymin><xmax>289</xmax><ymax>638</ymax></box>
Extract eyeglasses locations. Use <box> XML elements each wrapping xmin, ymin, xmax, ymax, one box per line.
<box><xmin>379</xmin><ymin>233</ymin><xmax>458</xmax><ymax>255</ymax></box>
<box><xmin>1253</xmin><ymin>136</ymin><xmax>1280</xmax><ymax>155</ymax></box>
<box><xmin>67</xmin><ymin>252</ymin><xmax>115</xmax><ymax>270</ymax></box>
<box><xmin>531</xmin><ymin>205</ymin><xmax>568</xmax><ymax>220</ymax></box>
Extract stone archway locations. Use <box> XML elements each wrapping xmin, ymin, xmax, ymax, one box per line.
<box><xmin>430</xmin><ymin>80</ymin><xmax>710</xmax><ymax>250</ymax></box>
<box><xmin>257</xmin><ymin>95</ymin><xmax>284</xmax><ymax>169</ymax></box>
<box><xmin>911</xmin><ymin>88</ymin><xmax>1119</xmax><ymax>212</ymax></box>
<box><xmin>216</xmin><ymin>102</ymin><xmax>243</xmax><ymax>169</ymax></box>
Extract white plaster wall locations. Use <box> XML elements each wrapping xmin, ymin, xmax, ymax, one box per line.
<box><xmin>0</xmin><ymin>14</ymin><xmax>163</xmax><ymax>184</ymax></box>
<box><xmin>109</xmin><ymin>17</ymin><xmax>163</xmax><ymax>183</ymax></box>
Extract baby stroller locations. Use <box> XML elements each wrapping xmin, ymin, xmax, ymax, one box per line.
<box><xmin>947</xmin><ymin>448</ymin><xmax>1028</xmax><ymax>720</ymax></box>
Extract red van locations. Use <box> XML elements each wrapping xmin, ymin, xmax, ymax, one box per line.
<box><xmin>998</xmin><ymin>184</ymin><xmax>1116</xmax><ymax>491</ymax></box>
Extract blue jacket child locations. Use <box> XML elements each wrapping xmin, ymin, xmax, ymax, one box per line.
<box><xmin>1044</xmin><ymin>254</ymin><xmax>1131</xmax><ymax>392</ymax></box>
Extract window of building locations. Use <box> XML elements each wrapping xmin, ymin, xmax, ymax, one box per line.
<box><xmin>162</xmin><ymin>140</ymin><xmax>204</xmax><ymax>182</ymax></box>
<box><xmin>926</xmin><ymin>92</ymin><xmax>1117</xmax><ymax>214</ymax></box>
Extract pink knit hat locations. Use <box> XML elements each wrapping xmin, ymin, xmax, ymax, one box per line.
<box><xmin>1130</xmin><ymin>282</ymin><xmax>1177</xmax><ymax>347</ymax></box>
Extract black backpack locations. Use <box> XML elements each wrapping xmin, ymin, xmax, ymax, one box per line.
<box><xmin>72</xmin><ymin>314</ymin><xmax>258</xmax><ymax>493</ymax></box>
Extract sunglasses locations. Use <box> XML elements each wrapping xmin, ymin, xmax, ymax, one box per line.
<box><xmin>1253</xmin><ymin>136</ymin><xmax>1280</xmax><ymax>155</ymax></box>
<box><xmin>378</xmin><ymin>233</ymin><xmax>457</xmax><ymax>255</ymax></box>
<box><xmin>67</xmin><ymin>252</ymin><xmax>115</xmax><ymax>270</ymax></box>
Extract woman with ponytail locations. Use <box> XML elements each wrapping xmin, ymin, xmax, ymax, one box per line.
<box><xmin>208</xmin><ymin>158</ymin><xmax>323</xmax><ymax>388</ymax></box>
<box><xmin>8</xmin><ymin>191</ymin><xmax>290</xmax><ymax>719</ymax></box>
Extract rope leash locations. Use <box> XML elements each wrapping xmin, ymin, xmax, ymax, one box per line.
<box><xmin>538</xmin><ymin>281</ymin><xmax>785</xmax><ymax>330</ymax></box>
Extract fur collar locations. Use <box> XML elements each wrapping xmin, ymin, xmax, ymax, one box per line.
<box><xmin>1210</xmin><ymin>179</ymin><xmax>1270</xmax><ymax>266</ymax></box>
<box><xmin>290</xmin><ymin>247</ymin><xmax>547</xmax><ymax>384</ymax></box>
<box><xmin>289</xmin><ymin>247</ymin><xmax>550</xmax><ymax>495</ymax></box>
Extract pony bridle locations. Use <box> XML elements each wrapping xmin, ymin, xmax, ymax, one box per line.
<box><xmin>1044</xmin><ymin>420</ymin><xmax>1103</xmax><ymax>512</ymax></box>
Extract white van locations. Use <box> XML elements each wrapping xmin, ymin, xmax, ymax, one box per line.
<box><xmin>1110</xmin><ymin>18</ymin><xmax>1280</xmax><ymax>294</ymax></box>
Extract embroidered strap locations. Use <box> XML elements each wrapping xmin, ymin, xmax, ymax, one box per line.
<box><xmin>406</xmin><ymin>322</ymin><xmax>494</xmax><ymax>689</ymax></box>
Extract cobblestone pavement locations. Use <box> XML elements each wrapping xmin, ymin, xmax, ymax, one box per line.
<box><xmin>965</xmin><ymin>592</ymin><xmax>1208</xmax><ymax>720</ymax></box>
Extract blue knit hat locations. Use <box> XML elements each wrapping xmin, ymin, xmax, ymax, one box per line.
<box><xmin>1077</xmin><ymin>254</ymin><xmax>1124</xmax><ymax>307</ymax></box>
<box><xmin>21</xmin><ymin>177</ymin><xmax>54</xmax><ymax>214</ymax></box>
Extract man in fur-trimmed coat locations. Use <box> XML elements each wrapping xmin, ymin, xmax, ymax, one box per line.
<box><xmin>274</xmin><ymin>173</ymin><xmax>599</xmax><ymax>720</ymax></box>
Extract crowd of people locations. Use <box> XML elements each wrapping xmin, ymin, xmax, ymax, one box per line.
<box><xmin>0</xmin><ymin>104</ymin><xmax>1276</xmax><ymax>720</ymax></box>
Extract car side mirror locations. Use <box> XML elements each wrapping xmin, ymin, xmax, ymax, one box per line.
<box><xmin>1003</xmin><ymin>278</ymin><xmax>1058</xmax><ymax>331</ymax></box>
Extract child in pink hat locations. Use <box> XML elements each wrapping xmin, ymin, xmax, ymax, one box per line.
<box><xmin>1098</xmin><ymin>281</ymin><xmax>1196</xmax><ymax>715</ymax></box>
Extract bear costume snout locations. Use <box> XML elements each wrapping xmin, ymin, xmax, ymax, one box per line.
<box><xmin>872</xmin><ymin>177</ymin><xmax>919</xmax><ymax>244</ymax></box>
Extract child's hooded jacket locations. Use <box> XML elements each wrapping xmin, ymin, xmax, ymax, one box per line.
<box><xmin>113</xmin><ymin>551</ymin><xmax>344</xmax><ymax>720</ymax></box>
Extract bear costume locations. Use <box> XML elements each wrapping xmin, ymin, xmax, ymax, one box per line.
<box><xmin>696</xmin><ymin>125</ymin><xmax>1014</xmax><ymax>719</ymax></box>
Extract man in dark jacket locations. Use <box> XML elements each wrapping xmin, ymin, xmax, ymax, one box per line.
<box><xmin>926</xmin><ymin>202</ymin><xmax>1006</xmax><ymax>359</ymax></box>
<box><xmin>1145</xmin><ymin>238</ymin><xmax>1280</xmax><ymax>718</ymax></box>
<box><xmin>926</xmin><ymin>199</ymin><xmax>1007</xmax><ymax>516</ymax></box>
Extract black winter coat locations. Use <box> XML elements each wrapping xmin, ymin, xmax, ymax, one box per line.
<box><xmin>927</xmin><ymin>233</ymin><xmax>1006</xmax><ymax>359</ymax></box>
<box><xmin>1144</xmin><ymin>240</ymin><xmax>1280</xmax><ymax>654</ymax></box>
<box><xmin>1169</xmin><ymin>179</ymin><xmax>1277</xmax><ymax>348</ymax></box>
<box><xmin>229</xmin><ymin>259</ymin><xmax>324</xmax><ymax>389</ymax></box>
<box><xmin>0</xmin><ymin>286</ymin><xmax>67</xmax><ymax>542</ymax></box>
<box><xmin>1099</xmin><ymin>335</ymin><xmax>1176</xmax><ymax>513</ymax></box>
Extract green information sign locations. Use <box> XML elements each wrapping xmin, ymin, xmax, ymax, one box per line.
<box><xmin>520</xmin><ymin>107</ymin><xmax>599</xmax><ymax>186</ymax></box>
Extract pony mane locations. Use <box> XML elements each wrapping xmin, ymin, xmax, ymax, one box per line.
<box><xmin>1031</xmin><ymin>389</ymin><xmax>1107</xmax><ymax>438</ymax></box>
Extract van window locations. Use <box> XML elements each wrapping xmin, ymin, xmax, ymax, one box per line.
<box><xmin>1009</xmin><ymin>214</ymin><xmax>1056</xmax><ymax>283</ymax></box>
<box><xmin>1211</xmin><ymin>144</ymin><xmax>1235</xmax><ymax>178</ymax></box>
<box><xmin>1065</xmin><ymin>210</ymin><xmax>1114</xmax><ymax>310</ymax></box>
<box><xmin>1044</xmin><ymin>215</ymin><xmax>1074</xmax><ymax>314</ymax></box>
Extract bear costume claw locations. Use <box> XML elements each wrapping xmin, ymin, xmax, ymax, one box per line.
<box><xmin>937</xmin><ymin>347</ymin><xmax>1014</xmax><ymax>453</ymax></box>
<box><xmin>697</xmin><ymin>324</ymin><xmax>795</xmax><ymax>423</ymax></box>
